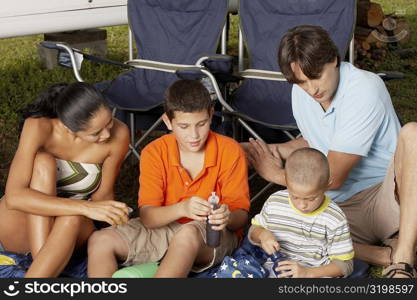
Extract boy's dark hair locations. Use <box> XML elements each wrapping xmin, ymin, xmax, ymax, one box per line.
<box><xmin>164</xmin><ymin>79</ymin><xmax>213</xmax><ymax>120</ymax></box>
<box><xmin>278</xmin><ymin>25</ymin><xmax>340</xmax><ymax>84</ymax></box>
<box><xmin>20</xmin><ymin>82</ymin><xmax>110</xmax><ymax>132</ymax></box>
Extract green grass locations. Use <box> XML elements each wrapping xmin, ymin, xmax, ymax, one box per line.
<box><xmin>371</xmin><ymin>0</ymin><xmax>417</xmax><ymax>123</ymax></box>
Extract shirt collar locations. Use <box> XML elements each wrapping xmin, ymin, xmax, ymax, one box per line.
<box><xmin>324</xmin><ymin>62</ymin><xmax>349</xmax><ymax>114</ymax></box>
<box><xmin>168</xmin><ymin>131</ymin><xmax>217</xmax><ymax>168</ymax></box>
<box><xmin>288</xmin><ymin>194</ymin><xmax>331</xmax><ymax>217</ymax></box>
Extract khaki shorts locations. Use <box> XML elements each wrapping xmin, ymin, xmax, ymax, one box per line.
<box><xmin>110</xmin><ymin>217</ymin><xmax>238</xmax><ymax>273</ymax></box>
<box><xmin>337</xmin><ymin>158</ymin><xmax>400</xmax><ymax>245</ymax></box>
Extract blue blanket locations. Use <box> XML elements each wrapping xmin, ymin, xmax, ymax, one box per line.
<box><xmin>0</xmin><ymin>251</ymin><xmax>87</xmax><ymax>278</ymax></box>
<box><xmin>191</xmin><ymin>236</ymin><xmax>278</xmax><ymax>278</ymax></box>
<box><xmin>191</xmin><ymin>236</ymin><xmax>370</xmax><ymax>278</ymax></box>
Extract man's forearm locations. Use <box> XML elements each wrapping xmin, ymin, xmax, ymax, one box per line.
<box><xmin>272</xmin><ymin>137</ymin><xmax>309</xmax><ymax>160</ymax></box>
<box><xmin>270</xmin><ymin>168</ymin><xmax>287</xmax><ymax>186</ymax></box>
<box><xmin>306</xmin><ymin>261</ymin><xmax>344</xmax><ymax>278</ymax></box>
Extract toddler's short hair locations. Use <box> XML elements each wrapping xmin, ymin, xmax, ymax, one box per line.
<box><xmin>285</xmin><ymin>147</ymin><xmax>329</xmax><ymax>190</ymax></box>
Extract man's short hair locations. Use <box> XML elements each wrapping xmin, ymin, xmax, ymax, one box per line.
<box><xmin>164</xmin><ymin>79</ymin><xmax>213</xmax><ymax>120</ymax></box>
<box><xmin>285</xmin><ymin>147</ymin><xmax>330</xmax><ymax>190</ymax></box>
<box><xmin>278</xmin><ymin>25</ymin><xmax>340</xmax><ymax>84</ymax></box>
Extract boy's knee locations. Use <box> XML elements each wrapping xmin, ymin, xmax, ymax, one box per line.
<box><xmin>88</xmin><ymin>229</ymin><xmax>117</xmax><ymax>252</ymax></box>
<box><xmin>172</xmin><ymin>225</ymin><xmax>202</xmax><ymax>248</ymax></box>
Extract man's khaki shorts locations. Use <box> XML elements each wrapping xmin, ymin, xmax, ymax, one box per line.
<box><xmin>109</xmin><ymin>217</ymin><xmax>238</xmax><ymax>273</ymax></box>
<box><xmin>337</xmin><ymin>158</ymin><xmax>400</xmax><ymax>245</ymax></box>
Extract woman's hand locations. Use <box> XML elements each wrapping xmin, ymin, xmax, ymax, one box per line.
<box><xmin>84</xmin><ymin>200</ymin><xmax>129</xmax><ymax>226</ymax></box>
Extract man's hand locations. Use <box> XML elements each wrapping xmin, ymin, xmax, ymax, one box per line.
<box><xmin>276</xmin><ymin>261</ymin><xmax>312</xmax><ymax>278</ymax></box>
<box><xmin>246</xmin><ymin>138</ymin><xmax>284</xmax><ymax>183</ymax></box>
<box><xmin>180</xmin><ymin>196</ymin><xmax>211</xmax><ymax>221</ymax></box>
<box><xmin>208</xmin><ymin>204</ymin><xmax>230</xmax><ymax>231</ymax></box>
<box><xmin>259</xmin><ymin>229</ymin><xmax>280</xmax><ymax>255</ymax></box>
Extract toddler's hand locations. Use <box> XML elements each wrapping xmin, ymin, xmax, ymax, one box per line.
<box><xmin>259</xmin><ymin>229</ymin><xmax>280</xmax><ymax>255</ymax></box>
<box><xmin>276</xmin><ymin>261</ymin><xmax>311</xmax><ymax>278</ymax></box>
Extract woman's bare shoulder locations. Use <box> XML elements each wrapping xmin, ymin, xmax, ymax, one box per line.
<box><xmin>111</xmin><ymin>119</ymin><xmax>130</xmax><ymax>143</ymax></box>
<box><xmin>102</xmin><ymin>119</ymin><xmax>129</xmax><ymax>158</ymax></box>
<box><xmin>14</xmin><ymin>118</ymin><xmax>54</xmax><ymax>155</ymax></box>
<box><xmin>21</xmin><ymin>117</ymin><xmax>53</xmax><ymax>139</ymax></box>
<box><xmin>23</xmin><ymin>117</ymin><xmax>52</xmax><ymax>129</ymax></box>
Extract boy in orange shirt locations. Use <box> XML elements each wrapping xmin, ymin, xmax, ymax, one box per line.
<box><xmin>87</xmin><ymin>79</ymin><xmax>250</xmax><ymax>277</ymax></box>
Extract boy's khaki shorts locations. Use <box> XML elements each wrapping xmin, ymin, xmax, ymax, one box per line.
<box><xmin>337</xmin><ymin>158</ymin><xmax>400</xmax><ymax>245</ymax></box>
<box><xmin>109</xmin><ymin>217</ymin><xmax>238</xmax><ymax>273</ymax></box>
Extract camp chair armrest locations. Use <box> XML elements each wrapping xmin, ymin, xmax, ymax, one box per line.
<box><xmin>196</xmin><ymin>54</ymin><xmax>233</xmax><ymax>65</ymax></box>
<box><xmin>126</xmin><ymin>59</ymin><xmax>206</xmax><ymax>74</ymax></box>
<box><xmin>41</xmin><ymin>41</ymin><xmax>69</xmax><ymax>51</ymax></box>
<box><xmin>40</xmin><ymin>42</ymin><xmax>132</xmax><ymax>82</ymax></box>
<box><xmin>223</xmin><ymin>110</ymin><xmax>298</xmax><ymax>131</ymax></box>
<box><xmin>40</xmin><ymin>41</ymin><xmax>131</xmax><ymax>70</ymax></box>
<box><xmin>238</xmin><ymin>69</ymin><xmax>288</xmax><ymax>81</ymax></box>
<box><xmin>377</xmin><ymin>71</ymin><xmax>405</xmax><ymax>81</ymax></box>
<box><xmin>196</xmin><ymin>54</ymin><xmax>234</xmax><ymax>74</ymax></box>
<box><xmin>40</xmin><ymin>41</ymin><xmax>84</xmax><ymax>82</ymax></box>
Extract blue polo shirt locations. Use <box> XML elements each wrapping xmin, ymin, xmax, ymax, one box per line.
<box><xmin>292</xmin><ymin>62</ymin><xmax>401</xmax><ymax>202</ymax></box>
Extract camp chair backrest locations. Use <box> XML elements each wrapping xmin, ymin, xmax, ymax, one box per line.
<box><xmin>240</xmin><ymin>0</ymin><xmax>356</xmax><ymax>72</ymax></box>
<box><xmin>232</xmin><ymin>0</ymin><xmax>356</xmax><ymax>127</ymax></box>
<box><xmin>128</xmin><ymin>0</ymin><xmax>228</xmax><ymax>63</ymax></box>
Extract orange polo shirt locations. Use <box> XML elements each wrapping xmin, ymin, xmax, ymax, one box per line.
<box><xmin>138</xmin><ymin>131</ymin><xmax>250</xmax><ymax>226</ymax></box>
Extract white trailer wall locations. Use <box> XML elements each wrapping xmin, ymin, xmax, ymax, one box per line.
<box><xmin>0</xmin><ymin>0</ymin><xmax>128</xmax><ymax>38</ymax></box>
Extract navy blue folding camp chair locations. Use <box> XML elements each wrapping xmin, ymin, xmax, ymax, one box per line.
<box><xmin>228</xmin><ymin>0</ymin><xmax>356</xmax><ymax>142</ymax></box>
<box><xmin>221</xmin><ymin>0</ymin><xmax>356</xmax><ymax>203</ymax></box>
<box><xmin>41</xmin><ymin>0</ymin><xmax>233</xmax><ymax>160</ymax></box>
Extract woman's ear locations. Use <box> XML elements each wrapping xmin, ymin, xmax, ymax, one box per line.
<box><xmin>162</xmin><ymin>113</ymin><xmax>173</xmax><ymax>131</ymax></box>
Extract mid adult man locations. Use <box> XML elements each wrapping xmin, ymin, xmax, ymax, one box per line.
<box><xmin>244</xmin><ymin>25</ymin><xmax>417</xmax><ymax>278</ymax></box>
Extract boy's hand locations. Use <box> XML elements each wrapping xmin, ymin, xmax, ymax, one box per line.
<box><xmin>276</xmin><ymin>261</ymin><xmax>311</xmax><ymax>278</ymax></box>
<box><xmin>181</xmin><ymin>196</ymin><xmax>211</xmax><ymax>221</ymax></box>
<box><xmin>259</xmin><ymin>229</ymin><xmax>280</xmax><ymax>255</ymax></box>
<box><xmin>208</xmin><ymin>204</ymin><xmax>230</xmax><ymax>231</ymax></box>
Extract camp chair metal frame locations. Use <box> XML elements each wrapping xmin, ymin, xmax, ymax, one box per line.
<box><xmin>226</xmin><ymin>0</ymin><xmax>358</xmax><ymax>204</ymax></box>
<box><xmin>41</xmin><ymin>41</ymin><xmax>233</xmax><ymax>161</ymax></box>
<box><xmin>40</xmin><ymin>0</ymin><xmax>235</xmax><ymax>161</ymax></box>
